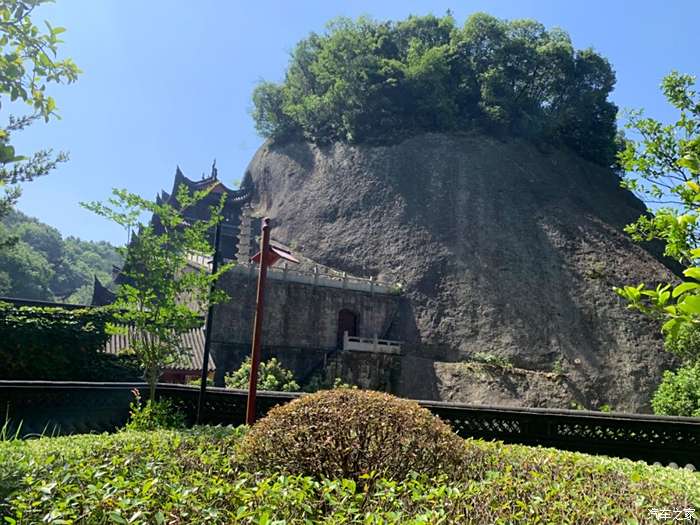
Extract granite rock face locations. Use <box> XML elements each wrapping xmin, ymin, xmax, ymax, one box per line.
<box><xmin>244</xmin><ymin>132</ymin><xmax>677</xmax><ymax>412</ymax></box>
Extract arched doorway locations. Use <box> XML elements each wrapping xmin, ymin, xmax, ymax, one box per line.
<box><xmin>337</xmin><ymin>309</ymin><xmax>358</xmax><ymax>348</ymax></box>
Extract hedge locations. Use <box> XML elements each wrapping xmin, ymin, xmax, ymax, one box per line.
<box><xmin>1</xmin><ymin>427</ymin><xmax>697</xmax><ymax>524</ymax></box>
<box><xmin>0</xmin><ymin>301</ymin><xmax>140</xmax><ymax>381</ymax></box>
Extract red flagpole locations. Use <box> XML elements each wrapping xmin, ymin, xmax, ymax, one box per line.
<box><xmin>246</xmin><ymin>217</ymin><xmax>271</xmax><ymax>425</ymax></box>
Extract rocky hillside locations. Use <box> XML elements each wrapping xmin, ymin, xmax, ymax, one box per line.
<box><xmin>244</xmin><ymin>132</ymin><xmax>677</xmax><ymax>412</ymax></box>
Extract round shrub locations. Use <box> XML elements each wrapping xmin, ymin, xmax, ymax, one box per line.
<box><xmin>237</xmin><ymin>389</ymin><xmax>467</xmax><ymax>481</ymax></box>
<box><xmin>651</xmin><ymin>363</ymin><xmax>700</xmax><ymax>417</ymax></box>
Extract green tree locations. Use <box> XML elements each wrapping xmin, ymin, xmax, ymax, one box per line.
<box><xmin>0</xmin><ymin>0</ymin><xmax>80</xmax><ymax>230</ymax></box>
<box><xmin>225</xmin><ymin>357</ymin><xmax>299</xmax><ymax>392</ymax></box>
<box><xmin>613</xmin><ymin>72</ymin><xmax>700</xmax><ymax>415</ymax></box>
<box><xmin>614</xmin><ymin>72</ymin><xmax>700</xmax><ymax>338</ymax></box>
<box><xmin>251</xmin><ymin>13</ymin><xmax>619</xmax><ymax>166</ymax></box>
<box><xmin>14</xmin><ymin>218</ymin><xmax>62</xmax><ymax>263</ymax></box>
<box><xmin>82</xmin><ymin>184</ymin><xmax>233</xmax><ymax>400</ymax></box>
<box><xmin>664</xmin><ymin>323</ymin><xmax>700</xmax><ymax>364</ymax></box>
<box><xmin>0</xmin><ymin>237</ymin><xmax>52</xmax><ymax>298</ymax></box>
<box><xmin>618</xmin><ymin>72</ymin><xmax>700</xmax><ymax>263</ymax></box>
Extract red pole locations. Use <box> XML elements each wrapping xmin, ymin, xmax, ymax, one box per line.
<box><xmin>246</xmin><ymin>217</ymin><xmax>271</xmax><ymax>425</ymax></box>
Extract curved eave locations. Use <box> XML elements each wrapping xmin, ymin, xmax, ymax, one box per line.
<box><xmin>169</xmin><ymin>167</ymin><xmax>250</xmax><ymax>204</ymax></box>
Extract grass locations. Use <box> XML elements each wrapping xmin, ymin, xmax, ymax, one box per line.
<box><xmin>0</xmin><ymin>426</ymin><xmax>698</xmax><ymax>524</ymax></box>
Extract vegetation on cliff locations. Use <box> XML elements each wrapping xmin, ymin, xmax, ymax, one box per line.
<box><xmin>252</xmin><ymin>13</ymin><xmax>620</xmax><ymax>167</ymax></box>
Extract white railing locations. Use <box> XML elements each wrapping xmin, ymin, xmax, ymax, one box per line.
<box><xmin>186</xmin><ymin>252</ymin><xmax>213</xmax><ymax>269</ymax></box>
<box><xmin>233</xmin><ymin>262</ymin><xmax>398</xmax><ymax>295</ymax></box>
<box><xmin>342</xmin><ymin>331</ymin><xmax>402</xmax><ymax>354</ymax></box>
<box><xmin>187</xmin><ymin>253</ymin><xmax>401</xmax><ymax>295</ymax></box>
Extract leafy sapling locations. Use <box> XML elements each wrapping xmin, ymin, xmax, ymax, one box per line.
<box><xmin>82</xmin><ymin>183</ymin><xmax>234</xmax><ymax>401</ymax></box>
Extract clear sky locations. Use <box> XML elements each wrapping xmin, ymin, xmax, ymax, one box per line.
<box><xmin>10</xmin><ymin>0</ymin><xmax>699</xmax><ymax>245</ymax></box>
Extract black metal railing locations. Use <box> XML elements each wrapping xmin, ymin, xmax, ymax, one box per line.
<box><xmin>423</xmin><ymin>400</ymin><xmax>700</xmax><ymax>467</ymax></box>
<box><xmin>2</xmin><ymin>381</ymin><xmax>699</xmax><ymax>467</ymax></box>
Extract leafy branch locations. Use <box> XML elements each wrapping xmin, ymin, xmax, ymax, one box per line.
<box><xmin>0</xmin><ymin>0</ymin><xmax>80</xmax><ymax>231</ymax></box>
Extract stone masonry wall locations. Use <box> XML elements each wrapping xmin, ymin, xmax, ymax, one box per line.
<box><xmin>210</xmin><ymin>267</ymin><xmax>402</xmax><ymax>387</ymax></box>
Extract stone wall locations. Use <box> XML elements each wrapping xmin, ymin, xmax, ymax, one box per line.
<box><xmin>210</xmin><ymin>267</ymin><xmax>402</xmax><ymax>387</ymax></box>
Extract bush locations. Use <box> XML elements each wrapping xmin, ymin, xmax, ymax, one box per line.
<box><xmin>225</xmin><ymin>357</ymin><xmax>299</xmax><ymax>392</ymax></box>
<box><xmin>1</xmin><ymin>427</ymin><xmax>698</xmax><ymax>524</ymax></box>
<box><xmin>238</xmin><ymin>389</ymin><xmax>467</xmax><ymax>481</ymax></box>
<box><xmin>652</xmin><ymin>363</ymin><xmax>700</xmax><ymax>417</ymax></box>
<box><xmin>187</xmin><ymin>377</ymin><xmax>213</xmax><ymax>387</ymax></box>
<box><xmin>471</xmin><ymin>351</ymin><xmax>513</xmax><ymax>369</ymax></box>
<box><xmin>124</xmin><ymin>389</ymin><xmax>185</xmax><ymax>431</ymax></box>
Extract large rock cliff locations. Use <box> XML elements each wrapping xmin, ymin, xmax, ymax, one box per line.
<box><xmin>244</xmin><ymin>132</ymin><xmax>676</xmax><ymax>412</ymax></box>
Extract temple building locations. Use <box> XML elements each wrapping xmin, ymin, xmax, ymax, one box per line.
<box><xmin>153</xmin><ymin>162</ymin><xmax>253</xmax><ymax>261</ymax></box>
<box><xmin>91</xmin><ymin>163</ymin><xmax>257</xmax><ymax>305</ymax></box>
<box><xmin>93</xmin><ymin>165</ymin><xmax>406</xmax><ymax>391</ymax></box>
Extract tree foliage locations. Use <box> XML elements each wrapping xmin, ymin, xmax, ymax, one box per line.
<box><xmin>614</xmin><ymin>73</ymin><xmax>700</xmax><ymax>340</ymax></box>
<box><xmin>252</xmin><ymin>13</ymin><xmax>620</xmax><ymax>166</ymax></box>
<box><xmin>0</xmin><ymin>0</ymin><xmax>80</xmax><ymax>225</ymax></box>
<box><xmin>664</xmin><ymin>323</ymin><xmax>700</xmax><ymax>364</ymax></box>
<box><xmin>82</xmin><ymin>184</ymin><xmax>233</xmax><ymax>401</ymax></box>
<box><xmin>225</xmin><ymin>357</ymin><xmax>299</xmax><ymax>392</ymax></box>
<box><xmin>613</xmin><ymin>72</ymin><xmax>700</xmax><ymax>416</ymax></box>
<box><xmin>618</xmin><ymin>72</ymin><xmax>700</xmax><ymax>265</ymax></box>
<box><xmin>0</xmin><ymin>209</ymin><xmax>122</xmax><ymax>302</ymax></box>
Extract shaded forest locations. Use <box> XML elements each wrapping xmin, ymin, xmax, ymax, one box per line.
<box><xmin>0</xmin><ymin>210</ymin><xmax>121</xmax><ymax>303</ymax></box>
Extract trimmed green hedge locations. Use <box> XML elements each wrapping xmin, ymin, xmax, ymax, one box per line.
<box><xmin>1</xmin><ymin>427</ymin><xmax>697</xmax><ymax>523</ymax></box>
<box><xmin>0</xmin><ymin>301</ymin><xmax>140</xmax><ymax>381</ymax></box>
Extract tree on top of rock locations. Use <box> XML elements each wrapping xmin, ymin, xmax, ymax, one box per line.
<box><xmin>252</xmin><ymin>13</ymin><xmax>620</xmax><ymax>167</ymax></box>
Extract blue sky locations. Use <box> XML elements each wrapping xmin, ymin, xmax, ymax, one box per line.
<box><xmin>10</xmin><ymin>0</ymin><xmax>699</xmax><ymax>245</ymax></box>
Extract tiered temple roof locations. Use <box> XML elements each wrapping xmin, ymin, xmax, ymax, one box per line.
<box><xmin>91</xmin><ymin>163</ymin><xmax>253</xmax><ymax>306</ymax></box>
